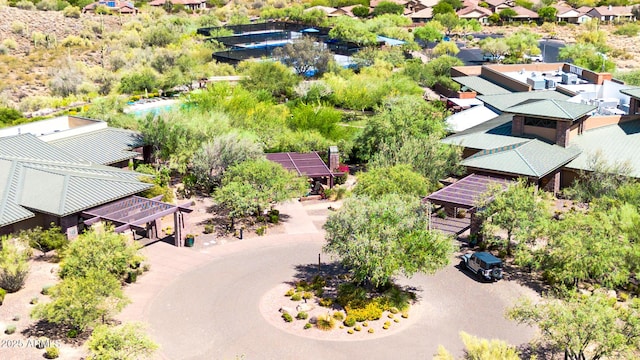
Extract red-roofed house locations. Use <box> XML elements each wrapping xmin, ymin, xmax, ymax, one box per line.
<box><xmin>457</xmin><ymin>6</ymin><xmax>492</xmax><ymax>24</ymax></box>
<box><xmin>588</xmin><ymin>5</ymin><xmax>635</xmax><ymax>22</ymax></box>
<box><xmin>553</xmin><ymin>5</ymin><xmax>592</xmax><ymax>23</ymax></box>
<box><xmin>511</xmin><ymin>6</ymin><xmax>539</xmax><ymax>21</ymax></box>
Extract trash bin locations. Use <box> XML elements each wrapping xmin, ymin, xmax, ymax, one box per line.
<box><xmin>185</xmin><ymin>236</ymin><xmax>195</xmax><ymax>247</ymax></box>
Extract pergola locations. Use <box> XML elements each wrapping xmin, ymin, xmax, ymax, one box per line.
<box><xmin>83</xmin><ymin>196</ymin><xmax>193</xmax><ymax>246</ymax></box>
<box><xmin>425</xmin><ymin>174</ymin><xmax>512</xmax><ymax>236</ymax></box>
<box><xmin>266</xmin><ymin>152</ymin><xmax>338</xmax><ymax>187</ymax></box>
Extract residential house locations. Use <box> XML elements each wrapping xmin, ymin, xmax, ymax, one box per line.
<box><xmin>148</xmin><ymin>0</ymin><xmax>207</xmax><ymax>11</ymax></box>
<box><xmin>588</xmin><ymin>5</ymin><xmax>636</xmax><ymax>22</ymax></box>
<box><xmin>553</xmin><ymin>5</ymin><xmax>592</xmax><ymax>23</ymax></box>
<box><xmin>510</xmin><ymin>6</ymin><xmax>539</xmax><ymax>21</ymax></box>
<box><xmin>408</xmin><ymin>7</ymin><xmax>433</xmax><ymax>23</ymax></box>
<box><xmin>484</xmin><ymin>0</ymin><xmax>513</xmax><ymax>13</ymax></box>
<box><xmin>303</xmin><ymin>5</ymin><xmax>341</xmax><ymax>17</ymax></box>
<box><xmin>457</xmin><ymin>6</ymin><xmax>493</xmax><ymax>24</ymax></box>
<box><xmin>82</xmin><ymin>0</ymin><xmax>137</xmax><ymax>14</ymax></box>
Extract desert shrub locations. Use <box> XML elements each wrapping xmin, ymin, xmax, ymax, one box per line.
<box><xmin>368</xmin><ymin>328</ymin><xmax>374</xmax><ymax>333</ymax></box>
<box><xmin>303</xmin><ymin>323</ymin><xmax>312</xmax><ymax>329</ymax></box>
<box><xmin>13</xmin><ymin>315</ymin><xmax>20</xmax><ymax>321</ymax></box>
<box><xmin>61</xmin><ymin>35</ymin><xmax>91</xmax><ymax>48</ymax></box>
<box><xmin>125</xmin><ymin>270</ymin><xmax>137</xmax><ymax>284</ymax></box>
<box><xmin>285</xmin><ymin>288</ymin><xmax>295</xmax><ymax>297</ymax></box>
<box><xmin>336</xmin><ymin>282</ymin><xmax>368</xmax><ymax>308</ymax></box>
<box><xmin>0</xmin><ymin>237</ymin><xmax>30</xmax><ymax>293</ymax></box>
<box><xmin>41</xmin><ymin>285</ymin><xmax>53</xmax><ymax>295</ymax></box>
<box><xmin>362</xmin><ymin>321</ymin><xmax>368</xmax><ymax>327</ymax></box>
<box><xmin>296</xmin><ymin>311</ymin><xmax>308</xmax><ymax>320</ymax></box>
<box><xmin>316</xmin><ymin>314</ymin><xmax>335</xmax><ymax>331</ymax></box>
<box><xmin>11</xmin><ymin>21</ymin><xmax>26</xmax><ymax>35</ymax></box>
<box><xmin>5</xmin><ymin>324</ymin><xmax>16</xmax><ymax>334</ymax></box>
<box><xmin>343</xmin><ymin>316</ymin><xmax>356</xmax><ymax>327</ymax></box>
<box><xmin>30</xmin><ymin>297</ymin><xmax>39</xmax><ymax>304</ymax></box>
<box><xmin>203</xmin><ymin>224</ymin><xmax>215</xmax><ymax>234</ymax></box>
<box><xmin>282</xmin><ymin>312</ymin><xmax>293</xmax><ymax>322</ymax></box>
<box><xmin>347</xmin><ymin>328</ymin><xmax>354</xmax><ymax>334</ymax></box>
<box><xmin>2</xmin><ymin>38</ymin><xmax>17</xmax><ymax>50</ymax></box>
<box><xmin>16</xmin><ymin>0</ymin><xmax>35</xmax><ymax>10</ymax></box>
<box><xmin>20</xmin><ymin>225</ymin><xmax>68</xmax><ymax>255</ymax></box>
<box><xmin>384</xmin><ymin>285</ymin><xmax>414</xmax><ymax>311</ymax></box>
<box><xmin>319</xmin><ymin>297</ymin><xmax>333</xmax><ymax>307</ymax></box>
<box><xmin>44</xmin><ymin>346</ymin><xmax>59</xmax><ymax>359</ymax></box>
<box><xmin>291</xmin><ymin>293</ymin><xmax>302</xmax><ymax>301</ymax></box>
<box><xmin>332</xmin><ymin>311</ymin><xmax>345</xmax><ymax>321</ymax></box>
<box><xmin>0</xmin><ymin>288</ymin><xmax>6</xmax><ymax>305</ymax></box>
<box><xmin>388</xmin><ymin>313</ymin><xmax>394</xmax><ymax>318</ymax></box>
<box><xmin>256</xmin><ymin>226</ymin><xmax>266</xmax><ymax>236</ymax></box>
<box><xmin>67</xmin><ymin>329</ymin><xmax>79</xmax><ymax>338</ymax></box>
<box><xmin>314</xmin><ymin>288</ymin><xmax>324</xmax><ymax>297</ymax></box>
<box><xmin>389</xmin><ymin>307</ymin><xmax>399</xmax><ymax>314</ymax></box>
<box><xmin>302</xmin><ymin>292</ymin><xmax>313</xmax><ymax>300</ymax></box>
<box><xmin>0</xmin><ymin>45</ymin><xmax>7</xmax><ymax>55</ymax></box>
<box><xmin>354</xmin><ymin>325</ymin><xmax>362</xmax><ymax>331</ymax></box>
<box><xmin>36</xmin><ymin>0</ymin><xmax>57</xmax><ymax>10</ymax></box>
<box><xmin>614</xmin><ymin>23</ymin><xmax>640</xmax><ymax>37</ymax></box>
<box><xmin>62</xmin><ymin>5</ymin><xmax>81</xmax><ymax>18</ymax></box>
<box><xmin>345</xmin><ymin>302</ymin><xmax>383</xmax><ymax>322</ymax></box>
<box><xmin>394</xmin><ymin>318</ymin><xmax>400</xmax><ymax>323</ymax></box>
<box><xmin>296</xmin><ymin>280</ymin><xmax>310</xmax><ymax>292</ymax></box>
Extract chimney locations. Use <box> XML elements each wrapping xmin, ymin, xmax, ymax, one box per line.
<box><xmin>328</xmin><ymin>146</ymin><xmax>339</xmax><ymax>172</ymax></box>
<box><xmin>608</xmin><ymin>5</ymin><xmax>612</xmax><ymax>10</ymax></box>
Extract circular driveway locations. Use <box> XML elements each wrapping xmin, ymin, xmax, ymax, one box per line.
<box><xmin>146</xmin><ymin>234</ymin><xmax>537</xmax><ymax>360</ymax></box>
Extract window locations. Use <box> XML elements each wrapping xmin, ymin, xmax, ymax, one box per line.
<box><xmin>524</xmin><ymin>117</ymin><xmax>556</xmax><ymax>129</ymax></box>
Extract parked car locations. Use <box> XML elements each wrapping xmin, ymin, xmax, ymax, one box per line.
<box><xmin>460</xmin><ymin>252</ymin><xmax>503</xmax><ymax>282</ymax></box>
<box><xmin>482</xmin><ymin>53</ymin><xmax>505</xmax><ymax>63</ymax></box>
<box><xmin>523</xmin><ymin>54</ymin><xmax>544</xmax><ymax>62</ymax></box>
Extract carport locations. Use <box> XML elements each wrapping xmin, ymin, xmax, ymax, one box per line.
<box><xmin>424</xmin><ymin>174</ymin><xmax>511</xmax><ymax>237</ymax></box>
<box><xmin>266</xmin><ymin>152</ymin><xmax>340</xmax><ymax>188</ymax></box>
<box><xmin>82</xmin><ymin>196</ymin><xmax>193</xmax><ymax>246</ymax></box>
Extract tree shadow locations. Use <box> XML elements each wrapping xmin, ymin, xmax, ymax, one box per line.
<box><xmin>21</xmin><ymin>320</ymin><xmax>93</xmax><ymax>345</ymax></box>
<box><xmin>517</xmin><ymin>341</ymin><xmax>557</xmax><ymax>360</ymax></box>
<box><xmin>503</xmin><ymin>263</ymin><xmax>549</xmax><ymax>296</ymax></box>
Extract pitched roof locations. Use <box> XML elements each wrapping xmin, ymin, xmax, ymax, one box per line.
<box><xmin>566</xmin><ymin>119</ymin><xmax>640</xmax><ymax>177</ymax></box>
<box><xmin>409</xmin><ymin>7</ymin><xmax>433</xmax><ymax>18</ymax></box>
<box><xmin>48</xmin><ymin>128</ymin><xmax>143</xmax><ymax>165</ymax></box>
<box><xmin>511</xmin><ymin>5</ymin><xmax>539</xmax><ymax>18</ymax></box>
<box><xmin>446</xmin><ymin>105</ymin><xmax>499</xmax><ymax>133</ymax></box>
<box><xmin>454</xmin><ymin>76</ymin><xmax>512</xmax><ymax>95</ymax></box>
<box><xmin>462</xmin><ymin>139</ymin><xmax>582</xmax><ymax>178</ymax></box>
<box><xmin>477</xmin><ymin>91</ymin><xmax>569</xmax><ymax>112</ymax></box>
<box><xmin>620</xmin><ymin>87</ymin><xmax>640</xmax><ymax>99</ymax></box>
<box><xmin>590</xmin><ymin>5</ymin><xmax>634</xmax><ymax>16</ymax></box>
<box><xmin>442</xmin><ymin>114</ymin><xmax>528</xmax><ymax>150</ymax></box>
<box><xmin>0</xmin><ymin>134</ymin><xmax>151</xmax><ymax>227</ymax></box>
<box><xmin>505</xmin><ymin>99</ymin><xmax>596</xmax><ymax>120</ymax></box>
<box><xmin>457</xmin><ymin>6</ymin><xmax>492</xmax><ymax>17</ymax></box>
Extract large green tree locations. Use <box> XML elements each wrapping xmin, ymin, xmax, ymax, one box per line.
<box><xmin>59</xmin><ymin>228</ymin><xmax>143</xmax><ymax>281</ymax></box>
<box><xmin>32</xmin><ymin>269</ymin><xmax>129</xmax><ymax>332</ymax></box>
<box><xmin>479</xmin><ymin>37</ymin><xmax>510</xmax><ymax>60</ymax></box>
<box><xmin>353</xmin><ymin>164</ymin><xmax>430</xmax><ymax>198</ymax></box>
<box><xmin>563</xmin><ymin>151</ymin><xmax>632</xmax><ymax>203</ymax></box>
<box><xmin>372</xmin><ymin>1</ymin><xmax>404</xmax><ymax>16</ymax></box>
<box><xmin>478</xmin><ymin>180</ymin><xmax>549</xmax><ymax>254</ymax></box>
<box><xmin>214</xmin><ymin>158</ymin><xmax>307</xmax><ymax>227</ymax></box>
<box><xmin>559</xmin><ymin>43</ymin><xmax>615</xmax><ymax>72</ymax></box>
<box><xmin>239</xmin><ymin>61</ymin><xmax>301</xmax><ymax>98</ymax></box>
<box><xmin>323</xmin><ymin>194</ymin><xmax>454</xmax><ymax>288</ymax></box>
<box><xmin>508</xmin><ymin>293</ymin><xmax>640</xmax><ymax>360</ymax></box>
<box><xmin>272</xmin><ymin>36</ymin><xmax>333</xmax><ymax>76</ymax></box>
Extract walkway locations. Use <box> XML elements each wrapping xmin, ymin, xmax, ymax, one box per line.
<box><xmin>120</xmin><ymin>200</ymin><xmax>538</xmax><ymax>359</ymax></box>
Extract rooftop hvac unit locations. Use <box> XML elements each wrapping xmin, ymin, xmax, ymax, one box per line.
<box><xmin>545</xmin><ymin>79</ymin><xmax>556</xmax><ymax>89</ymax></box>
<box><xmin>562</xmin><ymin>73</ymin><xmax>578</xmax><ymax>85</ymax></box>
<box><xmin>527</xmin><ymin>77</ymin><xmax>545</xmax><ymax>90</ymax></box>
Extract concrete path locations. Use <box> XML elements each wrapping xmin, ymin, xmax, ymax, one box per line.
<box><xmin>127</xmin><ymin>199</ymin><xmax>538</xmax><ymax>360</ymax></box>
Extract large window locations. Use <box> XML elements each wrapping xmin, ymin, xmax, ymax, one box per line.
<box><xmin>524</xmin><ymin>117</ymin><xmax>556</xmax><ymax>129</ymax></box>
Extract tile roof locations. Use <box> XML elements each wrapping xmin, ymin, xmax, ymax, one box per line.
<box><xmin>566</xmin><ymin>119</ymin><xmax>640</xmax><ymax>177</ymax></box>
<box><xmin>462</xmin><ymin>139</ymin><xmax>582</xmax><ymax>178</ymax></box>
<box><xmin>453</xmin><ymin>76</ymin><xmax>512</xmax><ymax>95</ymax></box>
<box><xmin>511</xmin><ymin>5</ymin><xmax>539</xmax><ymax>18</ymax></box>
<box><xmin>477</xmin><ymin>91</ymin><xmax>570</xmax><ymax>112</ymax></box>
<box><xmin>48</xmin><ymin>128</ymin><xmax>143</xmax><ymax>165</ymax></box>
<box><xmin>0</xmin><ymin>134</ymin><xmax>152</xmax><ymax>227</ymax></box>
<box><xmin>505</xmin><ymin>99</ymin><xmax>597</xmax><ymax>120</ymax></box>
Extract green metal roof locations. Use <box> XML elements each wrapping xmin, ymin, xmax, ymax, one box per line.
<box><xmin>620</xmin><ymin>88</ymin><xmax>640</xmax><ymax>99</ymax></box>
<box><xmin>462</xmin><ymin>139</ymin><xmax>582</xmax><ymax>178</ymax></box>
<box><xmin>505</xmin><ymin>99</ymin><xmax>597</xmax><ymax>121</ymax></box>
<box><xmin>453</xmin><ymin>76</ymin><xmax>512</xmax><ymax>96</ymax></box>
<box><xmin>0</xmin><ymin>134</ymin><xmax>152</xmax><ymax>227</ymax></box>
<box><xmin>49</xmin><ymin>128</ymin><xmax>143</xmax><ymax>165</ymax></box>
<box><xmin>443</xmin><ymin>114</ymin><xmax>527</xmax><ymax>150</ymax></box>
<box><xmin>477</xmin><ymin>91</ymin><xmax>569</xmax><ymax>112</ymax></box>
<box><xmin>566</xmin><ymin>119</ymin><xmax>640</xmax><ymax>178</ymax></box>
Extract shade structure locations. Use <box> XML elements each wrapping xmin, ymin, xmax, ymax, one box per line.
<box><xmin>82</xmin><ymin>196</ymin><xmax>192</xmax><ymax>246</ymax></box>
<box><xmin>266</xmin><ymin>152</ymin><xmax>335</xmax><ymax>178</ymax></box>
<box><xmin>425</xmin><ymin>174</ymin><xmax>512</xmax><ymax>209</ymax></box>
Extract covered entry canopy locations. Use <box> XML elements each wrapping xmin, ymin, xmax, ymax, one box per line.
<box><xmin>426</xmin><ymin>174</ymin><xmax>512</xmax><ymax>209</ymax></box>
<box><xmin>83</xmin><ymin>196</ymin><xmax>192</xmax><ymax>246</ymax></box>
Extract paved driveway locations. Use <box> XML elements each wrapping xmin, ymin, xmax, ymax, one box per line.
<box><xmin>144</xmin><ymin>203</ymin><xmax>538</xmax><ymax>360</ymax></box>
